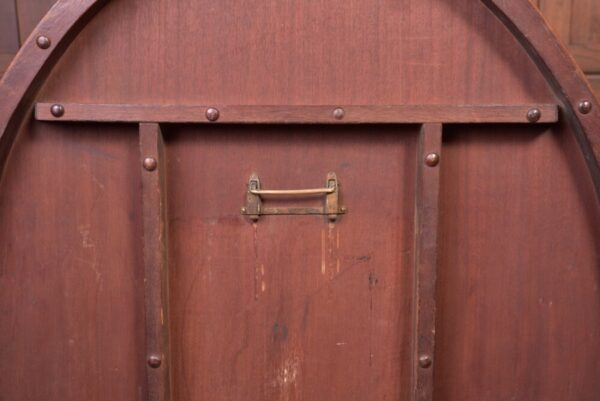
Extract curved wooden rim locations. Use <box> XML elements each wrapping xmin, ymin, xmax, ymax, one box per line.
<box><xmin>0</xmin><ymin>0</ymin><xmax>109</xmax><ymax>181</ymax></box>
<box><xmin>0</xmin><ymin>0</ymin><xmax>598</xmax><ymax>201</ymax></box>
<box><xmin>481</xmin><ymin>0</ymin><xmax>600</xmax><ymax>201</ymax></box>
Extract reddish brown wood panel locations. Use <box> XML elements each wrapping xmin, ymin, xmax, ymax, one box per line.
<box><xmin>1</xmin><ymin>0</ymin><xmax>599</xmax><ymax>401</ymax></box>
<box><xmin>0</xmin><ymin>0</ymin><xmax>109</xmax><ymax>180</ymax></box>
<box><xmin>435</xmin><ymin>123</ymin><xmax>600</xmax><ymax>401</ymax></box>
<box><xmin>0</xmin><ymin>121</ymin><xmax>146</xmax><ymax>400</ymax></box>
<box><xmin>484</xmin><ymin>0</ymin><xmax>600</xmax><ymax>198</ymax></box>
<box><xmin>34</xmin><ymin>103</ymin><xmax>559</xmax><ymax>124</ymax></box>
<box><xmin>139</xmin><ymin>123</ymin><xmax>171</xmax><ymax>401</ymax></box>
<box><xmin>412</xmin><ymin>123</ymin><xmax>442</xmax><ymax>401</ymax></box>
<box><xmin>38</xmin><ymin>0</ymin><xmax>554</xmax><ymax>106</ymax></box>
<box><xmin>166</xmin><ymin>124</ymin><xmax>417</xmax><ymax>401</ymax></box>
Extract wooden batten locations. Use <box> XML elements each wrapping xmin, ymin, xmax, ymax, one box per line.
<box><xmin>139</xmin><ymin>123</ymin><xmax>171</xmax><ymax>401</ymax></box>
<box><xmin>412</xmin><ymin>123</ymin><xmax>443</xmax><ymax>401</ymax></box>
<box><xmin>35</xmin><ymin>103</ymin><xmax>559</xmax><ymax>124</ymax></box>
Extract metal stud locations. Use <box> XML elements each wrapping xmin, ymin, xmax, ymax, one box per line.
<box><xmin>206</xmin><ymin>107</ymin><xmax>220</xmax><ymax>121</ymax></box>
<box><xmin>526</xmin><ymin>108</ymin><xmax>541</xmax><ymax>123</ymax></box>
<box><xmin>418</xmin><ymin>354</ymin><xmax>432</xmax><ymax>368</ymax></box>
<box><xmin>36</xmin><ymin>35</ymin><xmax>51</xmax><ymax>49</ymax></box>
<box><xmin>425</xmin><ymin>153</ymin><xmax>440</xmax><ymax>167</ymax></box>
<box><xmin>143</xmin><ymin>157</ymin><xmax>157</xmax><ymax>171</ymax></box>
<box><xmin>578</xmin><ymin>100</ymin><xmax>592</xmax><ymax>114</ymax></box>
<box><xmin>333</xmin><ymin>108</ymin><xmax>345</xmax><ymax>120</ymax></box>
<box><xmin>50</xmin><ymin>104</ymin><xmax>64</xmax><ymax>118</ymax></box>
<box><xmin>147</xmin><ymin>355</ymin><xmax>162</xmax><ymax>368</ymax></box>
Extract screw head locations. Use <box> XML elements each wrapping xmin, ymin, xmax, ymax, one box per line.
<box><xmin>143</xmin><ymin>157</ymin><xmax>157</xmax><ymax>171</ymax></box>
<box><xmin>147</xmin><ymin>355</ymin><xmax>162</xmax><ymax>368</ymax></box>
<box><xmin>418</xmin><ymin>354</ymin><xmax>432</xmax><ymax>368</ymax></box>
<box><xmin>333</xmin><ymin>108</ymin><xmax>345</xmax><ymax>120</ymax></box>
<box><xmin>340</xmin><ymin>206</ymin><xmax>347</xmax><ymax>213</ymax></box>
<box><xmin>578</xmin><ymin>100</ymin><xmax>592</xmax><ymax>114</ymax></box>
<box><xmin>50</xmin><ymin>104</ymin><xmax>64</xmax><ymax>117</ymax></box>
<box><xmin>36</xmin><ymin>35</ymin><xmax>51</xmax><ymax>49</ymax></box>
<box><xmin>240</xmin><ymin>207</ymin><xmax>247</xmax><ymax>213</ymax></box>
<box><xmin>206</xmin><ymin>107</ymin><xmax>220</xmax><ymax>121</ymax></box>
<box><xmin>425</xmin><ymin>153</ymin><xmax>440</xmax><ymax>167</ymax></box>
<box><xmin>527</xmin><ymin>108</ymin><xmax>541</xmax><ymax>123</ymax></box>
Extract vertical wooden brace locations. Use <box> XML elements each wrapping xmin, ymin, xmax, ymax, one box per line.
<box><xmin>139</xmin><ymin>123</ymin><xmax>171</xmax><ymax>401</ymax></box>
<box><xmin>412</xmin><ymin>123</ymin><xmax>443</xmax><ymax>401</ymax></box>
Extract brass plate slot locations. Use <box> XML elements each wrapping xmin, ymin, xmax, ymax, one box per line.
<box><xmin>241</xmin><ymin>172</ymin><xmax>346</xmax><ymax>222</ymax></box>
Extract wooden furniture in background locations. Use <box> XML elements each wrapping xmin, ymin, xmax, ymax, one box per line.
<box><xmin>533</xmin><ymin>0</ymin><xmax>600</xmax><ymax>96</ymax></box>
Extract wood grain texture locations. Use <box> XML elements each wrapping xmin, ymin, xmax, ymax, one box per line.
<box><xmin>0</xmin><ymin>121</ymin><xmax>145</xmax><ymax>400</ymax></box>
<box><xmin>0</xmin><ymin>0</ymin><xmax>109</xmax><ymax>182</ymax></box>
<box><xmin>435</xmin><ymin>123</ymin><xmax>600</xmax><ymax>401</ymax></box>
<box><xmin>536</xmin><ymin>0</ymin><xmax>600</xmax><ymax>97</ymax></box>
<box><xmin>166</xmin><ymin>125</ymin><xmax>417</xmax><ymax>401</ymax></box>
<box><xmin>412</xmin><ymin>124</ymin><xmax>442</xmax><ymax>401</ymax></box>
<box><xmin>34</xmin><ymin>103</ymin><xmax>560</xmax><ymax>124</ymax></box>
<box><xmin>538</xmin><ymin>0</ymin><xmax>600</xmax><ymax>90</ymax></box>
<box><xmin>538</xmin><ymin>0</ymin><xmax>572</xmax><ymax>41</ymax></box>
<box><xmin>38</xmin><ymin>0</ymin><xmax>554</xmax><ymax>105</ymax></box>
<box><xmin>570</xmin><ymin>0</ymin><xmax>600</xmax><ymax>47</ymax></box>
<box><xmin>139</xmin><ymin>123</ymin><xmax>171</xmax><ymax>401</ymax></box>
<box><xmin>0</xmin><ymin>0</ymin><xmax>599</xmax><ymax>400</ymax></box>
<box><xmin>483</xmin><ymin>0</ymin><xmax>600</xmax><ymax>199</ymax></box>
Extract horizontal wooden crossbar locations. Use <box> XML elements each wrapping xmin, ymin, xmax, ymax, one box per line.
<box><xmin>35</xmin><ymin>103</ymin><xmax>559</xmax><ymax>124</ymax></box>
